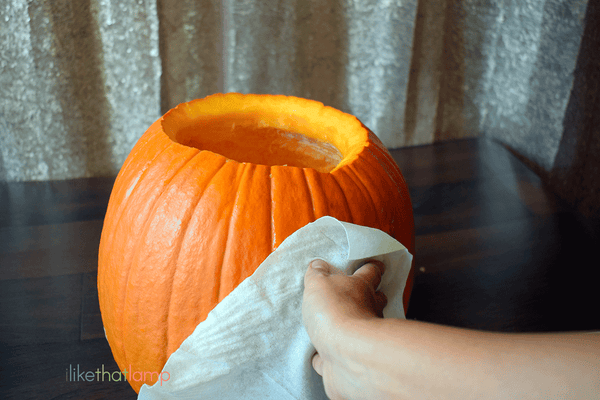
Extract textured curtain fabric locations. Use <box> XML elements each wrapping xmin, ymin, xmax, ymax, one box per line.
<box><xmin>1</xmin><ymin>0</ymin><xmax>598</xmax><ymax>220</ymax></box>
<box><xmin>2</xmin><ymin>0</ymin><xmax>161</xmax><ymax>181</ymax></box>
<box><xmin>1</xmin><ymin>0</ymin><xmax>419</xmax><ymax>182</ymax></box>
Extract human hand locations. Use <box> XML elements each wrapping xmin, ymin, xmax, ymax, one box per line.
<box><xmin>303</xmin><ymin>260</ymin><xmax>600</xmax><ymax>400</ymax></box>
<box><xmin>302</xmin><ymin>259</ymin><xmax>388</xmax><ymax>400</ymax></box>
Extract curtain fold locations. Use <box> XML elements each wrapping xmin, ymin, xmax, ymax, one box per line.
<box><xmin>1</xmin><ymin>0</ymin><xmax>161</xmax><ymax>181</ymax></box>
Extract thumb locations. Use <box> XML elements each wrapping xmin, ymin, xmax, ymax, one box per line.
<box><xmin>304</xmin><ymin>259</ymin><xmax>339</xmax><ymax>284</ymax></box>
<box><xmin>309</xmin><ymin>259</ymin><xmax>334</xmax><ymax>274</ymax></box>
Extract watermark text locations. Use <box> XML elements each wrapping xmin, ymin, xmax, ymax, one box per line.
<box><xmin>66</xmin><ymin>364</ymin><xmax>170</xmax><ymax>386</ymax></box>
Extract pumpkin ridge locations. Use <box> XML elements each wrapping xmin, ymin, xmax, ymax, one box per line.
<box><xmin>220</xmin><ymin>163</ymin><xmax>271</xmax><ymax>283</ymax></box>
<box><xmin>269</xmin><ymin>166</ymin><xmax>275</xmax><ymax>251</ymax></box>
<box><xmin>346</xmin><ymin>157</ymin><xmax>384</xmax><ymax>231</ymax></box>
<box><xmin>102</xmin><ymin>142</ymin><xmax>177</xmax><ymax>265</ymax></box>
<box><xmin>302</xmin><ymin>169</ymin><xmax>329</xmax><ymax>219</ymax></box>
<box><xmin>182</xmin><ymin>154</ymin><xmax>230</xmax><ymax>307</ymax></box>
<box><xmin>301</xmin><ymin>168</ymin><xmax>316</xmax><ymax>222</ymax></box>
<box><xmin>353</xmin><ymin>148</ymin><xmax>402</xmax><ymax>234</ymax></box>
<box><xmin>362</xmin><ymin>144</ymin><xmax>412</xmax><ymax>219</ymax></box>
<box><xmin>110</xmin><ymin>122</ymin><xmax>164</xmax><ymax>200</ymax></box>
<box><xmin>332</xmin><ymin>167</ymin><xmax>376</xmax><ymax>226</ymax></box>
<box><xmin>100</xmin><ymin>142</ymin><xmax>191</xmax><ymax>374</ymax></box>
<box><xmin>100</xmin><ymin>142</ymin><xmax>189</xmax><ymax>299</ymax></box>
<box><xmin>163</xmin><ymin>154</ymin><xmax>228</xmax><ymax>359</ymax></box>
<box><xmin>118</xmin><ymin>148</ymin><xmax>202</xmax><ymax>377</ymax></box>
<box><xmin>270</xmin><ymin>167</ymin><xmax>318</xmax><ymax>248</ymax></box>
<box><xmin>163</xmin><ymin>221</ymin><xmax>182</xmax><ymax>364</ymax></box>
<box><xmin>358</xmin><ymin>147</ymin><xmax>399</xmax><ymax>196</ymax></box>
<box><xmin>346</xmin><ymin>163</ymin><xmax>382</xmax><ymax>228</ymax></box>
<box><xmin>362</xmin><ymin>145</ymin><xmax>402</xmax><ymax>193</ymax></box>
<box><xmin>328</xmin><ymin>171</ymin><xmax>355</xmax><ymax>224</ymax></box>
<box><xmin>163</xmin><ymin>153</ymin><xmax>231</xmax><ymax>363</ymax></box>
<box><xmin>215</xmin><ymin>161</ymin><xmax>248</xmax><ymax>303</ymax></box>
<box><xmin>364</xmin><ymin>144</ymin><xmax>415</xmax><ymax>249</ymax></box>
<box><xmin>365</xmin><ymin>141</ymin><xmax>408</xmax><ymax>197</ymax></box>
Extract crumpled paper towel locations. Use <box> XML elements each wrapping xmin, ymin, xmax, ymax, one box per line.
<box><xmin>138</xmin><ymin>216</ymin><xmax>413</xmax><ymax>400</ymax></box>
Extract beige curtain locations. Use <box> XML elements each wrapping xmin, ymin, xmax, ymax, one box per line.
<box><xmin>0</xmin><ymin>0</ymin><xmax>595</xmax><ymax>198</ymax></box>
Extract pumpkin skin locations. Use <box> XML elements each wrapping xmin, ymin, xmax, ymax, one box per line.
<box><xmin>98</xmin><ymin>93</ymin><xmax>415</xmax><ymax>393</ymax></box>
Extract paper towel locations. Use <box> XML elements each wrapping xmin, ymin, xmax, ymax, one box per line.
<box><xmin>137</xmin><ymin>216</ymin><xmax>413</xmax><ymax>399</ymax></box>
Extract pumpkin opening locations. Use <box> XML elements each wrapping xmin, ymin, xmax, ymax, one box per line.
<box><xmin>161</xmin><ymin>94</ymin><xmax>367</xmax><ymax>173</ymax></box>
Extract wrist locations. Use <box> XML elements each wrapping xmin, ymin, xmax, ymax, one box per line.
<box><xmin>333</xmin><ymin>316</ymin><xmax>408</xmax><ymax>400</ymax></box>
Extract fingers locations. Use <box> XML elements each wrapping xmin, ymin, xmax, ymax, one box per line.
<box><xmin>304</xmin><ymin>259</ymin><xmax>342</xmax><ymax>286</ymax></box>
<box><xmin>352</xmin><ymin>260</ymin><xmax>385</xmax><ymax>290</ymax></box>
<box><xmin>309</xmin><ymin>259</ymin><xmax>335</xmax><ymax>274</ymax></box>
<box><xmin>306</xmin><ymin>259</ymin><xmax>386</xmax><ymax>293</ymax></box>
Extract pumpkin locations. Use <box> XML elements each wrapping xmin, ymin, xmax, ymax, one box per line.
<box><xmin>98</xmin><ymin>93</ymin><xmax>415</xmax><ymax>392</ymax></box>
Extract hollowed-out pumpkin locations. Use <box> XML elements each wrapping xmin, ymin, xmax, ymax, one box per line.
<box><xmin>98</xmin><ymin>93</ymin><xmax>415</xmax><ymax>392</ymax></box>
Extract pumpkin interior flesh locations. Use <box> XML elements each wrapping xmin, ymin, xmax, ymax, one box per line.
<box><xmin>170</xmin><ymin>116</ymin><xmax>344</xmax><ymax>173</ymax></box>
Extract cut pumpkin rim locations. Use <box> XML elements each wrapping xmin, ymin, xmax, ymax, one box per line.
<box><xmin>160</xmin><ymin>93</ymin><xmax>368</xmax><ymax>174</ymax></box>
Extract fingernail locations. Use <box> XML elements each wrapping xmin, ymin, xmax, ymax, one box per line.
<box><xmin>310</xmin><ymin>259</ymin><xmax>327</xmax><ymax>270</ymax></box>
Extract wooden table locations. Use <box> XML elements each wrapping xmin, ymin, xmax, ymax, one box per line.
<box><xmin>2</xmin><ymin>138</ymin><xmax>599</xmax><ymax>399</ymax></box>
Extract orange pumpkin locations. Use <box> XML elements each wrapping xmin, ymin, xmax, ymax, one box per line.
<box><xmin>98</xmin><ymin>93</ymin><xmax>415</xmax><ymax>392</ymax></box>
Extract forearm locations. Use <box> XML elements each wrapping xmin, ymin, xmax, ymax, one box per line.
<box><xmin>338</xmin><ymin>318</ymin><xmax>600</xmax><ymax>400</ymax></box>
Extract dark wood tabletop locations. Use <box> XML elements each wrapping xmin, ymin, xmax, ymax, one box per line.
<box><xmin>1</xmin><ymin>137</ymin><xmax>599</xmax><ymax>399</ymax></box>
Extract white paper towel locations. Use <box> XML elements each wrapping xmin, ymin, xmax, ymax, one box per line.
<box><xmin>137</xmin><ymin>216</ymin><xmax>413</xmax><ymax>400</ymax></box>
